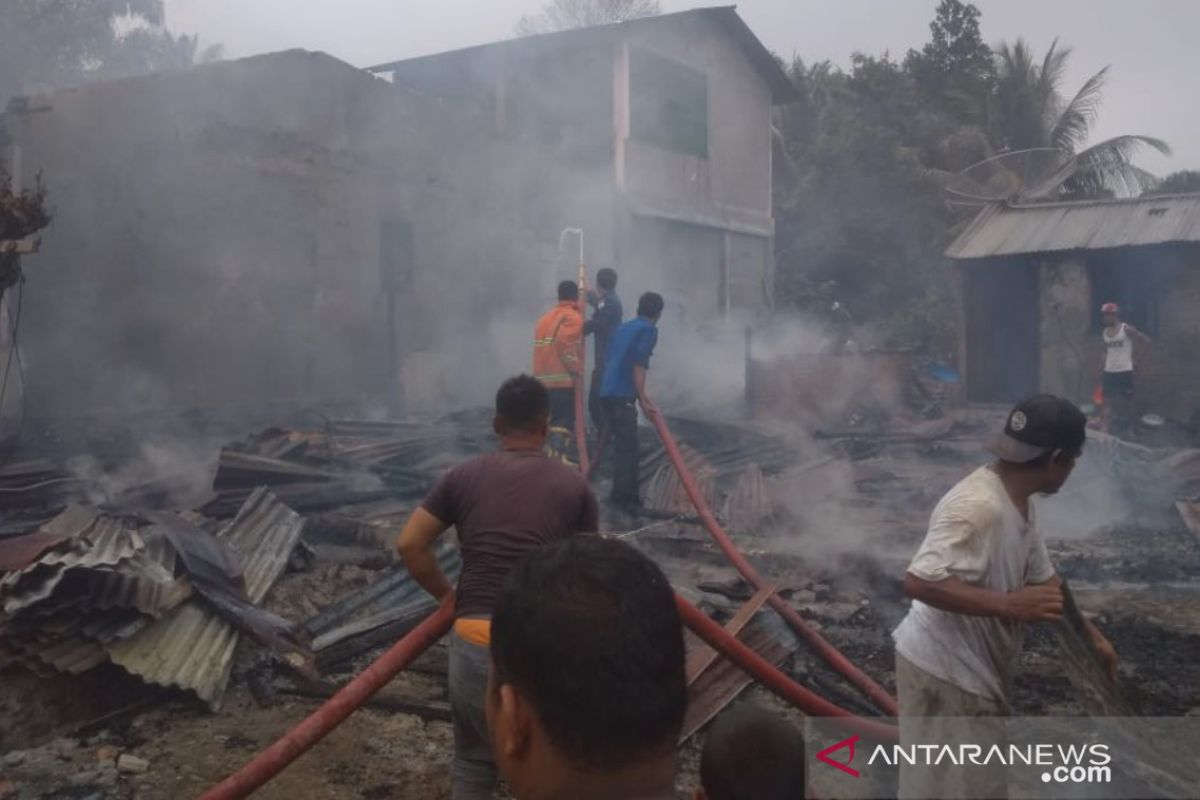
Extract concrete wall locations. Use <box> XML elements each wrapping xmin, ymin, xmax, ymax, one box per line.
<box><xmin>5</xmin><ymin>49</ymin><xmax>631</xmax><ymax>420</ymax></box>
<box><xmin>4</xmin><ymin>21</ymin><xmax>782</xmax><ymax>423</ymax></box>
<box><xmin>1032</xmin><ymin>247</ymin><xmax>1200</xmax><ymax>420</ymax></box>
<box><xmin>1038</xmin><ymin>256</ymin><xmax>1092</xmax><ymax>402</ymax></box>
<box><xmin>1119</xmin><ymin>248</ymin><xmax>1200</xmax><ymax>421</ymax></box>
<box><xmin>5</xmin><ymin>52</ymin><xmax>404</xmax><ymax>418</ymax></box>
<box><xmin>621</xmin><ymin>16</ymin><xmax>772</xmax><ymax>224</ymax></box>
<box><xmin>619</xmin><ymin>14</ymin><xmax>774</xmax><ymax>315</ymax></box>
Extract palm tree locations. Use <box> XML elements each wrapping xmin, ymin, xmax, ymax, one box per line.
<box><xmin>990</xmin><ymin>38</ymin><xmax>1169</xmax><ymax>197</ymax></box>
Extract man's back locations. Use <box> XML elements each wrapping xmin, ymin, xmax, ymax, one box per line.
<box><xmin>601</xmin><ymin>316</ymin><xmax>657</xmax><ymax>398</ymax></box>
<box><xmin>590</xmin><ymin>291</ymin><xmax>623</xmax><ymax>365</ymax></box>
<box><xmin>422</xmin><ymin>449</ymin><xmax>598</xmax><ymax>617</ymax></box>
<box><xmin>534</xmin><ymin>301</ymin><xmax>583</xmax><ymax>389</ymax></box>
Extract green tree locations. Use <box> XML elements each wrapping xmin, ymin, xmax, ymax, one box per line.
<box><xmin>774</xmin><ymin>55</ymin><xmax>960</xmax><ymax>353</ymax></box>
<box><xmin>990</xmin><ymin>39</ymin><xmax>1170</xmax><ymax>196</ymax></box>
<box><xmin>97</xmin><ymin>31</ymin><xmax>224</xmax><ymax>79</ymax></box>
<box><xmin>1144</xmin><ymin>170</ymin><xmax>1200</xmax><ymax>196</ymax></box>
<box><xmin>905</xmin><ymin>0</ymin><xmax>993</xmax><ymax>125</ymax></box>
<box><xmin>0</xmin><ymin>1</ymin><xmax>220</xmax><ymax>106</ymax></box>
<box><xmin>515</xmin><ymin>0</ymin><xmax>660</xmax><ymax>35</ymax></box>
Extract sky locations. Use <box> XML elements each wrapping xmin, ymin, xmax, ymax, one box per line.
<box><xmin>163</xmin><ymin>0</ymin><xmax>1199</xmax><ymax>174</ymax></box>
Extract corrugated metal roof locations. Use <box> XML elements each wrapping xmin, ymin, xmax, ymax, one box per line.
<box><xmin>946</xmin><ymin>195</ymin><xmax>1200</xmax><ymax>260</ymax></box>
<box><xmin>79</xmin><ymin>533</ymin><xmax>192</xmax><ymax>616</ymax></box>
<box><xmin>106</xmin><ymin>488</ymin><xmax>304</xmax><ymax>708</ymax></box>
<box><xmin>1</xmin><ymin>515</ymin><xmax>143</xmax><ymax>614</ymax></box>
<box><xmin>0</xmin><ymin>505</ymin><xmax>95</xmax><ymax>571</ymax></box>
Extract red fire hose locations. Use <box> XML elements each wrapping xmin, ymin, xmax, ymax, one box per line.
<box><xmin>644</xmin><ymin>403</ymin><xmax>899</xmax><ymax>717</ymax></box>
<box><xmin>203</xmin><ymin>590</ymin><xmax>895</xmax><ymax>800</ymax></box>
<box><xmin>676</xmin><ymin>593</ymin><xmax>897</xmax><ymax>741</ymax></box>
<box><xmin>574</xmin><ymin>265</ymin><xmax>590</xmax><ymax>476</ymax></box>
<box><xmin>199</xmin><ymin>598</ymin><xmax>455</xmax><ymax>800</ymax></box>
<box><xmin>201</xmin><ymin>388</ymin><xmax>900</xmax><ymax>796</ymax></box>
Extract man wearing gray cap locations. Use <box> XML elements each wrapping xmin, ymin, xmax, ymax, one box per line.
<box><xmin>892</xmin><ymin>395</ymin><xmax>1118</xmax><ymax>799</ymax></box>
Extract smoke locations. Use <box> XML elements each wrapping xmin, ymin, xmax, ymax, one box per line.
<box><xmin>67</xmin><ymin>439</ymin><xmax>219</xmax><ymax>510</ymax></box>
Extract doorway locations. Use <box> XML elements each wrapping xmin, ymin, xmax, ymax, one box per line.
<box><xmin>964</xmin><ymin>258</ymin><xmax>1040</xmax><ymax>403</ymax></box>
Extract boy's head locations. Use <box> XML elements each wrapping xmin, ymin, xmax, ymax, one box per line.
<box><xmin>487</xmin><ymin>535</ymin><xmax>687</xmax><ymax>798</ymax></box>
<box><xmin>986</xmin><ymin>394</ymin><xmax>1087</xmax><ymax>494</ymax></box>
<box><xmin>558</xmin><ymin>280</ymin><xmax>579</xmax><ymax>302</ymax></box>
<box><xmin>638</xmin><ymin>291</ymin><xmax>665</xmax><ymax>322</ymax></box>
<box><xmin>493</xmin><ymin>375</ymin><xmax>549</xmax><ymax>441</ymax></box>
<box><xmin>696</xmin><ymin>704</ymin><xmax>807</xmax><ymax>800</ymax></box>
<box><xmin>596</xmin><ymin>267</ymin><xmax>618</xmax><ymax>293</ymax></box>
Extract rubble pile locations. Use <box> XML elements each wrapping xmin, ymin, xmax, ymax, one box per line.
<box><xmin>1</xmin><ymin>405</ymin><xmax>1198</xmax><ymax>798</ymax></box>
<box><xmin>0</xmin><ymin>489</ymin><xmax>304</xmax><ymax>709</ymax></box>
<box><xmin>0</xmin><ymin>506</ymin><xmax>191</xmax><ymax>677</ymax></box>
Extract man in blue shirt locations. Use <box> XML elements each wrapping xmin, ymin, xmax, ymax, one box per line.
<box><xmin>584</xmin><ymin>267</ymin><xmax>623</xmax><ymax>432</ymax></box>
<box><xmin>600</xmin><ymin>292</ymin><xmax>664</xmax><ymax>513</ymax></box>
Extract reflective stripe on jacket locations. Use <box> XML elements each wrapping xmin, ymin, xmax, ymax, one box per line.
<box><xmin>533</xmin><ymin>301</ymin><xmax>583</xmax><ymax>389</ymax></box>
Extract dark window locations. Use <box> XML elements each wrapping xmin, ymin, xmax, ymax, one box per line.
<box><xmin>1088</xmin><ymin>251</ymin><xmax>1164</xmax><ymax>336</ymax></box>
<box><xmin>379</xmin><ymin>217</ymin><xmax>414</xmax><ymax>294</ymax></box>
<box><xmin>629</xmin><ymin>47</ymin><xmax>708</xmax><ymax>158</ymax></box>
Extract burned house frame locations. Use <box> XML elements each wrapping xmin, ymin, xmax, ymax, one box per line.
<box><xmin>947</xmin><ymin>195</ymin><xmax>1200</xmax><ymax>420</ymax></box>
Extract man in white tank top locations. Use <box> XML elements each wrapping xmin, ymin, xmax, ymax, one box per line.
<box><xmin>1100</xmin><ymin>302</ymin><xmax>1151</xmax><ymax>434</ymax></box>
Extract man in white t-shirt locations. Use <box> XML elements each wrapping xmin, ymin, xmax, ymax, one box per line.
<box><xmin>892</xmin><ymin>394</ymin><xmax>1118</xmax><ymax>799</ymax></box>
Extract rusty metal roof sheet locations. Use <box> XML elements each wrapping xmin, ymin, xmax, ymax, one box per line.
<box><xmin>106</xmin><ymin>488</ymin><xmax>304</xmax><ymax>708</ymax></box>
<box><xmin>0</xmin><ymin>505</ymin><xmax>98</xmax><ymax>570</ymax></box>
<box><xmin>946</xmin><ymin>195</ymin><xmax>1200</xmax><ymax>260</ymax></box>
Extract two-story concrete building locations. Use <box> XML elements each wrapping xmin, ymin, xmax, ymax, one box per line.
<box><xmin>1</xmin><ymin>6</ymin><xmax>792</xmax><ymax>425</ymax></box>
<box><xmin>370</xmin><ymin>6</ymin><xmax>797</xmax><ymax>324</ymax></box>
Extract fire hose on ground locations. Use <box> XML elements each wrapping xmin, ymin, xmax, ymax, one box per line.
<box><xmin>199</xmin><ymin>597</ymin><xmax>456</xmax><ymax>800</ymax></box>
<box><xmin>202</xmin><ymin>376</ymin><xmax>901</xmax><ymax>797</ymax></box>
<box><xmin>201</xmin><ymin>588</ymin><xmax>897</xmax><ymax>800</ymax></box>
<box><xmin>642</xmin><ymin>400</ymin><xmax>900</xmax><ymax>717</ymax></box>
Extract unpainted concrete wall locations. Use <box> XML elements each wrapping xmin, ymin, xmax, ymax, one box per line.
<box><xmin>1122</xmin><ymin>250</ymin><xmax>1200</xmax><ymax>421</ymax></box>
<box><xmin>1034</xmin><ymin>248</ymin><xmax>1200</xmax><ymax>421</ymax></box>
<box><xmin>620</xmin><ymin>14</ymin><xmax>774</xmax><ymax>315</ymax></box>
<box><xmin>6</xmin><ymin>52</ymin><xmax>401</xmax><ymax>418</ymax></box>
<box><xmin>5</xmin><ymin>50</ymin><xmax>622</xmax><ymax>419</ymax></box>
<box><xmin>1038</xmin><ymin>256</ymin><xmax>1092</xmax><ymax>403</ymax></box>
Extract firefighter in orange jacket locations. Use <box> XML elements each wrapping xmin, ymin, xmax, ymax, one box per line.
<box><xmin>533</xmin><ymin>280</ymin><xmax>584</xmax><ymax>463</ymax></box>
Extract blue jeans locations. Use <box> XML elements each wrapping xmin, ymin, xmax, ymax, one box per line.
<box><xmin>449</xmin><ymin>632</ymin><xmax>497</xmax><ymax>800</ymax></box>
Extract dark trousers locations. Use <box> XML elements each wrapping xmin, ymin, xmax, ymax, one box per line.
<box><xmin>588</xmin><ymin>365</ymin><xmax>606</xmax><ymax>432</ymax></box>
<box><xmin>547</xmin><ymin>387</ymin><xmax>577</xmax><ymax>463</ymax></box>
<box><xmin>547</xmin><ymin>387</ymin><xmax>575</xmax><ymax>434</ymax></box>
<box><xmin>603</xmin><ymin>396</ymin><xmax>639</xmax><ymax>505</ymax></box>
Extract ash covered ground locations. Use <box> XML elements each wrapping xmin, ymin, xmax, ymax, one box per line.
<box><xmin>1</xmin><ymin>408</ymin><xmax>1199</xmax><ymax>800</ymax></box>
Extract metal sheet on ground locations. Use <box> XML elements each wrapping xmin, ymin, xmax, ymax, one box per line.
<box><xmin>679</xmin><ymin>618</ymin><xmax>792</xmax><ymax>742</ymax></box>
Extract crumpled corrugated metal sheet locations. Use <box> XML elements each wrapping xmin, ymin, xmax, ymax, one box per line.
<box><xmin>721</xmin><ymin>464</ymin><xmax>775</xmax><ymax>530</ymax></box>
<box><xmin>946</xmin><ymin>195</ymin><xmax>1200</xmax><ymax>259</ymax></box>
<box><xmin>75</xmin><ymin>532</ymin><xmax>192</xmax><ymax>616</ymax></box>
<box><xmin>642</xmin><ymin>442</ymin><xmax>718</xmax><ymax>515</ymax></box>
<box><xmin>105</xmin><ymin>488</ymin><xmax>303</xmax><ymax>708</ymax></box>
<box><xmin>1</xmin><ymin>514</ymin><xmax>144</xmax><ymax>615</ymax></box>
<box><xmin>0</xmin><ymin>504</ymin><xmax>98</xmax><ymax>571</ymax></box>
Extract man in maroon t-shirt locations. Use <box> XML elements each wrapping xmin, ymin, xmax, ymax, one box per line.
<box><xmin>397</xmin><ymin>374</ymin><xmax>599</xmax><ymax>800</ymax></box>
